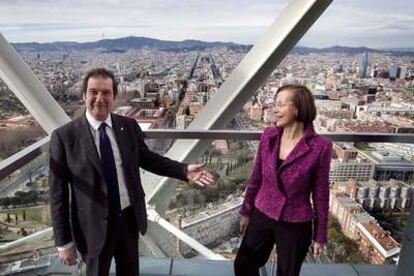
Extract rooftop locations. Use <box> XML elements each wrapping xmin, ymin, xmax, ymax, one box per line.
<box><xmin>362</xmin><ymin>221</ymin><xmax>401</xmax><ymax>252</ymax></box>
<box><xmin>358</xmin><ymin>150</ymin><xmax>414</xmax><ymax>167</ymax></box>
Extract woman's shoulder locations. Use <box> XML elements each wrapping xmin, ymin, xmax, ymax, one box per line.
<box><xmin>261</xmin><ymin>126</ymin><xmax>279</xmax><ymax>139</ymax></box>
<box><xmin>309</xmin><ymin>133</ymin><xmax>333</xmax><ymax>149</ymax></box>
<box><xmin>263</xmin><ymin>126</ymin><xmax>280</xmax><ymax>135</ymax></box>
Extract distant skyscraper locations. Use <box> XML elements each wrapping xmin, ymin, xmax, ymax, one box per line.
<box><xmin>359</xmin><ymin>52</ymin><xmax>368</xmax><ymax>78</ymax></box>
<box><xmin>370</xmin><ymin>68</ymin><xmax>378</xmax><ymax>78</ymax></box>
<box><xmin>400</xmin><ymin>66</ymin><xmax>408</xmax><ymax>79</ymax></box>
<box><xmin>333</xmin><ymin>64</ymin><xmax>343</xmax><ymax>73</ymax></box>
<box><xmin>389</xmin><ymin>65</ymin><xmax>401</xmax><ymax>80</ymax></box>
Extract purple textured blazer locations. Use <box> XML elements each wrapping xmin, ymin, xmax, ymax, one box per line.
<box><xmin>240</xmin><ymin>123</ymin><xmax>333</xmax><ymax>244</ymax></box>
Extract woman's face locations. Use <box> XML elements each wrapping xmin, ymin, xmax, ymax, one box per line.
<box><xmin>274</xmin><ymin>89</ymin><xmax>297</xmax><ymax>127</ymax></box>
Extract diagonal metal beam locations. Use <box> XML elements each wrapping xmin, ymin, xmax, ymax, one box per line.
<box><xmin>147</xmin><ymin>208</ymin><xmax>225</xmax><ymax>260</ymax></box>
<box><xmin>0</xmin><ymin>0</ymin><xmax>333</xmax><ymax>260</ymax></box>
<box><xmin>146</xmin><ymin>0</ymin><xmax>333</xmax><ymax>213</ymax></box>
<box><xmin>0</xmin><ymin>34</ymin><xmax>70</xmax><ymax>134</ymax></box>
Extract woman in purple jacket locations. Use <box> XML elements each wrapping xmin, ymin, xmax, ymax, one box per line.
<box><xmin>234</xmin><ymin>84</ymin><xmax>333</xmax><ymax>276</ymax></box>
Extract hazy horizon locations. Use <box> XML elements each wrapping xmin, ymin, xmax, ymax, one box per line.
<box><xmin>8</xmin><ymin>35</ymin><xmax>413</xmax><ymax>51</ymax></box>
<box><xmin>1</xmin><ymin>0</ymin><xmax>414</xmax><ymax>48</ymax></box>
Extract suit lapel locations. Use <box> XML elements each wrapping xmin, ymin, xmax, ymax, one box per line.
<box><xmin>268</xmin><ymin>128</ymin><xmax>281</xmax><ymax>176</ymax></box>
<box><xmin>279</xmin><ymin>139</ymin><xmax>311</xmax><ymax>171</ymax></box>
<box><xmin>79</xmin><ymin>115</ymin><xmax>105</xmax><ymax>181</ymax></box>
<box><xmin>275</xmin><ymin>123</ymin><xmax>315</xmax><ymax>173</ymax></box>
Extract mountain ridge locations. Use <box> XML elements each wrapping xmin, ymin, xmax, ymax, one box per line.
<box><xmin>11</xmin><ymin>36</ymin><xmax>413</xmax><ymax>55</ymax></box>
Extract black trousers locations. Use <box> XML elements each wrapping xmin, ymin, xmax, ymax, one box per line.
<box><xmin>234</xmin><ymin>209</ymin><xmax>312</xmax><ymax>276</ymax></box>
<box><xmin>83</xmin><ymin>206</ymin><xmax>139</xmax><ymax>276</ymax></box>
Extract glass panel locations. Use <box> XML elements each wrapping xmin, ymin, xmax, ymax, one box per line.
<box><xmin>1</xmin><ymin>0</ymin><xmax>413</xmax><ymax>273</ymax></box>
<box><xmin>166</xmin><ymin>139</ymin><xmax>254</xmax><ymax>258</ymax></box>
<box><xmin>0</xmin><ymin>77</ymin><xmax>48</xmax><ymax>160</ymax></box>
<box><xmin>0</xmin><ymin>152</ymin><xmax>53</xmax><ymax>271</ymax></box>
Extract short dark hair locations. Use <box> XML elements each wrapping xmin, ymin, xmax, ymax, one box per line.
<box><xmin>82</xmin><ymin>68</ymin><xmax>118</xmax><ymax>96</ymax></box>
<box><xmin>275</xmin><ymin>84</ymin><xmax>316</xmax><ymax>126</ymax></box>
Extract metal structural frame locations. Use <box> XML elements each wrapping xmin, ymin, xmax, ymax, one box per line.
<box><xmin>141</xmin><ymin>0</ymin><xmax>333</xmax><ymax>256</ymax></box>
<box><xmin>5</xmin><ymin>1</ymin><xmax>413</xmax><ymax>274</ymax></box>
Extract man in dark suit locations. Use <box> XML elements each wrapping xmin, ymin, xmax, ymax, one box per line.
<box><xmin>49</xmin><ymin>68</ymin><xmax>213</xmax><ymax>276</ymax></box>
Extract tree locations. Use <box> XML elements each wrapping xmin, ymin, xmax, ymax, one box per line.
<box><xmin>229</xmin><ymin>162</ymin><xmax>233</xmax><ymax>173</ymax></box>
<box><xmin>328</xmin><ymin>228</ymin><xmax>339</xmax><ymax>241</ymax></box>
<box><xmin>332</xmin><ymin>242</ymin><xmax>347</xmax><ymax>262</ymax></box>
<box><xmin>0</xmin><ymin>197</ymin><xmax>11</xmax><ymax>209</ymax></box>
<box><xmin>20</xmin><ymin>228</ymin><xmax>28</xmax><ymax>237</ymax></box>
<box><xmin>22</xmin><ymin>210</ymin><xmax>27</xmax><ymax>221</ymax></box>
<box><xmin>6</xmin><ymin>213</ymin><xmax>11</xmax><ymax>223</ymax></box>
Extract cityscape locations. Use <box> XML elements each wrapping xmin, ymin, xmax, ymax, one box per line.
<box><xmin>0</xmin><ymin>34</ymin><xmax>413</xmax><ymax>273</ymax></box>
<box><xmin>1</xmin><ymin>0</ymin><xmax>414</xmax><ymax>273</ymax></box>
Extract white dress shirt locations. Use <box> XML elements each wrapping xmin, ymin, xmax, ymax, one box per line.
<box><xmin>57</xmin><ymin>111</ymin><xmax>131</xmax><ymax>251</ymax></box>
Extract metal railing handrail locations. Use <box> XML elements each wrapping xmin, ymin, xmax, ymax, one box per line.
<box><xmin>1</xmin><ymin>130</ymin><xmax>414</xmax><ymax>182</ymax></box>
<box><xmin>0</xmin><ymin>136</ymin><xmax>49</xmax><ymax>181</ymax></box>
<box><xmin>0</xmin><ymin>129</ymin><xmax>414</xmax><ymax>263</ymax></box>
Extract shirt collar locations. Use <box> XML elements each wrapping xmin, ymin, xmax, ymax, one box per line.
<box><xmin>85</xmin><ymin>109</ymin><xmax>113</xmax><ymax>131</ymax></box>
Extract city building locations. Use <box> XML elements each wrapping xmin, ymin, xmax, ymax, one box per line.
<box><xmin>333</xmin><ymin>142</ymin><xmax>359</xmax><ymax>161</ymax></box>
<box><xmin>355</xmin><ymin>221</ymin><xmax>401</xmax><ymax>264</ymax></box>
<box><xmin>175</xmin><ymin>197</ymin><xmax>242</xmax><ymax>257</ymax></box>
<box><xmin>330</xmin><ymin>158</ymin><xmax>375</xmax><ymax>182</ymax></box>
<box><xmin>358</xmin><ymin>150</ymin><xmax>414</xmax><ymax>184</ymax></box>
<box><xmin>359</xmin><ymin>52</ymin><xmax>369</xmax><ymax>79</ymax></box>
<box><xmin>249</xmin><ymin>103</ymin><xmax>262</xmax><ymax>121</ymax></box>
<box><xmin>330</xmin><ymin>192</ymin><xmax>401</xmax><ymax>264</ymax></box>
<box><xmin>332</xmin><ymin>179</ymin><xmax>412</xmax><ymax>210</ymax></box>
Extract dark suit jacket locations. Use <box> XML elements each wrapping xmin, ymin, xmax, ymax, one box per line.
<box><xmin>49</xmin><ymin>113</ymin><xmax>188</xmax><ymax>258</ymax></box>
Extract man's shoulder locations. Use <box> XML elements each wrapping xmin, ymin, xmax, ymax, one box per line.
<box><xmin>111</xmin><ymin>114</ymin><xmax>141</xmax><ymax>134</ymax></box>
<box><xmin>52</xmin><ymin>116</ymin><xmax>83</xmax><ymax>137</ymax></box>
<box><xmin>111</xmin><ymin>113</ymin><xmax>136</xmax><ymax>124</ymax></box>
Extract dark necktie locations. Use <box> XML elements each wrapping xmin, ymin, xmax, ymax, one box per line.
<box><xmin>98</xmin><ymin>123</ymin><xmax>121</xmax><ymax>222</ymax></box>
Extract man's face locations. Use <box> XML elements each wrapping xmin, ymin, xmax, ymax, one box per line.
<box><xmin>83</xmin><ymin>76</ymin><xmax>115</xmax><ymax>121</ymax></box>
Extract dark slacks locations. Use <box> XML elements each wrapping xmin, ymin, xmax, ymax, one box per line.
<box><xmin>234</xmin><ymin>209</ymin><xmax>312</xmax><ymax>276</ymax></box>
<box><xmin>83</xmin><ymin>206</ymin><xmax>139</xmax><ymax>276</ymax></box>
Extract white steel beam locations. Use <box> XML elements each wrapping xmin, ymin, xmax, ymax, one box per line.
<box><xmin>147</xmin><ymin>208</ymin><xmax>225</xmax><ymax>260</ymax></box>
<box><xmin>0</xmin><ymin>34</ymin><xmax>70</xmax><ymax>134</ymax></box>
<box><xmin>0</xmin><ymin>0</ymin><xmax>333</xmax><ymax>260</ymax></box>
<box><xmin>0</xmin><ymin>228</ymin><xmax>52</xmax><ymax>252</ymax></box>
<box><xmin>145</xmin><ymin>0</ymin><xmax>333</xmax><ymax>213</ymax></box>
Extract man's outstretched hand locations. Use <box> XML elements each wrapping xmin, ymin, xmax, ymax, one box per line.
<box><xmin>187</xmin><ymin>163</ymin><xmax>214</xmax><ymax>187</ymax></box>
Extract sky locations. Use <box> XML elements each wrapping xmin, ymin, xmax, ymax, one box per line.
<box><xmin>0</xmin><ymin>0</ymin><xmax>413</xmax><ymax>48</ymax></box>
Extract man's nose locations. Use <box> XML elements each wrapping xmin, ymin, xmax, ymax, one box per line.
<box><xmin>96</xmin><ymin>92</ymin><xmax>105</xmax><ymax>101</ymax></box>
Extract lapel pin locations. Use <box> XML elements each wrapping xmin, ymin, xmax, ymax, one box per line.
<box><xmin>120</xmin><ymin>127</ymin><xmax>124</xmax><ymax>131</ymax></box>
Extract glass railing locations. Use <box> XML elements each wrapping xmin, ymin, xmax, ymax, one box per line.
<box><xmin>0</xmin><ymin>78</ymin><xmax>48</xmax><ymax>161</ymax></box>
<box><xmin>0</xmin><ymin>130</ymin><xmax>413</xmax><ymax>275</ymax></box>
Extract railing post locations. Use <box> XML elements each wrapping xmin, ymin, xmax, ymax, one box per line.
<box><xmin>396</xmin><ymin>202</ymin><xmax>414</xmax><ymax>276</ymax></box>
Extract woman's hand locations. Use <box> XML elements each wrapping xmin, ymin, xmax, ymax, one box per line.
<box><xmin>313</xmin><ymin>242</ymin><xmax>325</xmax><ymax>259</ymax></box>
<box><xmin>240</xmin><ymin>215</ymin><xmax>250</xmax><ymax>235</ymax></box>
